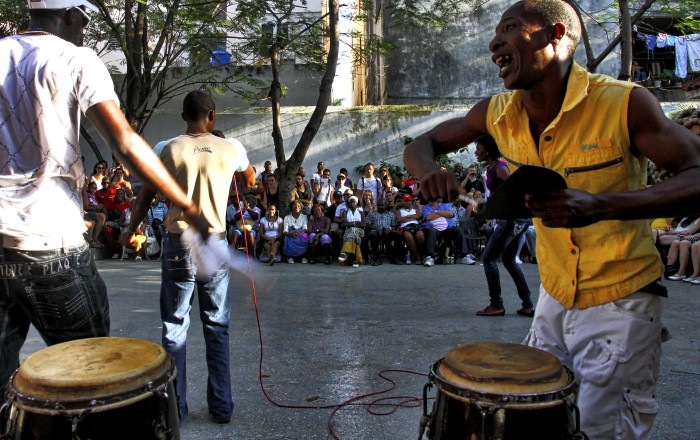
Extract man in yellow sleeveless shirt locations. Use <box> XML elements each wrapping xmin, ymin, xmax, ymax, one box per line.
<box><xmin>404</xmin><ymin>1</ymin><xmax>700</xmax><ymax>439</ymax></box>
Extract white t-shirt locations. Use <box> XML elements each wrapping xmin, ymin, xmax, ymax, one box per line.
<box><xmin>314</xmin><ymin>177</ymin><xmax>332</xmax><ymax>205</ymax></box>
<box><xmin>159</xmin><ymin>134</ymin><xmax>249</xmax><ymax>234</ymax></box>
<box><xmin>0</xmin><ymin>34</ymin><xmax>119</xmax><ymax>244</ymax></box>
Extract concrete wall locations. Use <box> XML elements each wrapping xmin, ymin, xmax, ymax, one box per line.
<box><xmin>80</xmin><ymin>100</ymin><xmax>688</xmax><ymax>185</ymax></box>
<box><xmin>383</xmin><ymin>0</ymin><xmax>621</xmax><ymax>104</ymax></box>
<box><xmin>81</xmin><ymin>105</ymin><xmax>471</xmax><ymax>182</ymax></box>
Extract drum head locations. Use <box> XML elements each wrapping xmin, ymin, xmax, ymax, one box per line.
<box><xmin>438</xmin><ymin>342</ymin><xmax>570</xmax><ymax>396</ymax></box>
<box><xmin>14</xmin><ymin>337</ymin><xmax>170</xmax><ymax>402</ymax></box>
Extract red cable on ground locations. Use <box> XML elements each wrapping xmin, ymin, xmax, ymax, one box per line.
<box><xmin>231</xmin><ymin>178</ymin><xmax>432</xmax><ymax>439</ymax></box>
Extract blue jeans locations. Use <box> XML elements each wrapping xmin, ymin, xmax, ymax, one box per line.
<box><xmin>0</xmin><ymin>243</ymin><xmax>109</xmax><ymax>404</ymax></box>
<box><xmin>482</xmin><ymin>219</ymin><xmax>533</xmax><ymax>309</ymax></box>
<box><xmin>160</xmin><ymin>237</ymin><xmax>233</xmax><ymax>421</ymax></box>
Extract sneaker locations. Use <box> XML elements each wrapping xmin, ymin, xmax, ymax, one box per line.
<box><xmin>301</xmin><ymin>258</ymin><xmax>308</xmax><ymax>264</ymax></box>
<box><xmin>338</xmin><ymin>252</ymin><xmax>347</xmax><ymax>262</ymax></box>
<box><xmin>461</xmin><ymin>255</ymin><xmax>476</xmax><ymax>265</ymax></box>
<box><xmin>134</xmin><ymin>256</ymin><xmax>142</xmax><ymax>261</ymax></box>
<box><xmin>287</xmin><ymin>257</ymin><xmax>295</xmax><ymax>264</ymax></box>
<box><xmin>112</xmin><ymin>253</ymin><xmax>120</xmax><ymax>259</ymax></box>
<box><xmin>668</xmin><ymin>273</ymin><xmax>685</xmax><ymax>281</ymax></box>
<box><xmin>209</xmin><ymin>412</ymin><xmax>231</xmax><ymax>424</ymax></box>
<box><xmin>275</xmin><ymin>255</ymin><xmax>281</xmax><ymax>263</ymax></box>
<box><xmin>423</xmin><ymin>256</ymin><xmax>434</xmax><ymax>267</ymax></box>
<box><xmin>515</xmin><ymin>257</ymin><xmax>523</xmax><ymax>265</ymax></box>
<box><xmin>352</xmin><ymin>261</ymin><xmax>359</xmax><ymax>268</ymax></box>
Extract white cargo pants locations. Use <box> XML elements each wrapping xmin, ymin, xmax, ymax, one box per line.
<box><xmin>524</xmin><ymin>286</ymin><xmax>668</xmax><ymax>440</ymax></box>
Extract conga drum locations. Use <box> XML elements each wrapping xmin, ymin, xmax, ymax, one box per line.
<box><xmin>422</xmin><ymin>342</ymin><xmax>585</xmax><ymax>440</ymax></box>
<box><xmin>3</xmin><ymin>337</ymin><xmax>179</xmax><ymax>440</ymax></box>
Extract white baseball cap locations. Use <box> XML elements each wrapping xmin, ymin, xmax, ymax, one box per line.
<box><xmin>27</xmin><ymin>0</ymin><xmax>98</xmax><ymax>12</ymax></box>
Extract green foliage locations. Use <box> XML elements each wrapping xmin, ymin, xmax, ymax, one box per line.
<box><xmin>0</xmin><ymin>0</ymin><xmax>28</xmax><ymax>38</ymax></box>
<box><xmin>656</xmin><ymin>0</ymin><xmax>700</xmax><ymax>34</ymax></box>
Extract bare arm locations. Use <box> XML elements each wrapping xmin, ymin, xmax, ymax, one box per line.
<box><xmin>526</xmin><ymin>88</ymin><xmax>700</xmax><ymax>227</ymax></box>
<box><xmin>403</xmin><ymin>99</ymin><xmax>491</xmax><ymax>201</ymax></box>
<box><xmin>235</xmin><ymin>164</ymin><xmax>255</xmax><ymax>189</ymax></box>
<box><xmin>86</xmin><ymin>101</ymin><xmax>210</xmax><ymax>236</ymax></box>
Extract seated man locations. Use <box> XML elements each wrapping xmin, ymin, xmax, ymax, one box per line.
<box><xmin>95</xmin><ymin>176</ymin><xmax>116</xmax><ymax>213</ymax></box>
<box><xmin>395</xmin><ymin>194</ymin><xmax>424</xmax><ymax>265</ymax></box>
<box><xmin>227</xmin><ymin>195</ymin><xmax>260</xmax><ymax>252</ymax></box>
<box><xmin>362</xmin><ymin>199</ymin><xmax>403</xmax><ymax>265</ymax></box>
<box><xmin>421</xmin><ymin>199</ymin><xmax>468</xmax><ymax>266</ymax></box>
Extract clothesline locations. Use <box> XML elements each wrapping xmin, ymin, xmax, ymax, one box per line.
<box><xmin>635</xmin><ymin>31</ymin><xmax>700</xmax><ymax>78</ymax></box>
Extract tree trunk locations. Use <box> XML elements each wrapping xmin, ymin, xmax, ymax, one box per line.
<box><xmin>272</xmin><ymin>0</ymin><xmax>340</xmax><ymax>215</ymax></box>
<box><xmin>587</xmin><ymin>0</ymin><xmax>656</xmax><ymax>73</ymax></box>
<box><xmin>565</xmin><ymin>1</ymin><xmax>595</xmax><ymax>71</ymax></box>
<box><xmin>618</xmin><ymin>0</ymin><xmax>633</xmax><ymax>80</ymax></box>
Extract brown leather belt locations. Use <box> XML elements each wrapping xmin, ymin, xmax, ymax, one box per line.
<box><xmin>168</xmin><ymin>231</ymin><xmax>226</xmax><ymax>242</ymax></box>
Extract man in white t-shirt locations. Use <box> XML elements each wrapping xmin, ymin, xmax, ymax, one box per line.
<box><xmin>311</xmin><ymin>160</ymin><xmax>325</xmax><ymax>184</ymax></box>
<box><xmin>356</xmin><ymin>162</ymin><xmax>382</xmax><ymax>205</ymax></box>
<box><xmin>0</xmin><ymin>0</ymin><xmax>210</xmax><ymax>405</ymax></box>
<box><xmin>126</xmin><ymin>91</ymin><xmax>254</xmax><ymax>424</ymax></box>
<box><xmin>312</xmin><ymin>168</ymin><xmax>333</xmax><ymax>207</ymax></box>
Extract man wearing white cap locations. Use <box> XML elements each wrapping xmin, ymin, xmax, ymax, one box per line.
<box><xmin>0</xmin><ymin>0</ymin><xmax>211</xmax><ymax>403</ymax></box>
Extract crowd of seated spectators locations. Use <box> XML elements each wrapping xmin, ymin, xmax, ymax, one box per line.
<box><xmin>223</xmin><ymin>160</ymin><xmax>527</xmax><ymax>268</ymax></box>
<box><xmin>82</xmin><ymin>159</ymin><xmax>162</xmax><ymax>261</ymax></box>
<box><xmin>84</xmin><ymin>155</ymin><xmax>684</xmax><ymax>276</ymax></box>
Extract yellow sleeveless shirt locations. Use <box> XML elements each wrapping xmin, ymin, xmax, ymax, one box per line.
<box><xmin>486</xmin><ymin>62</ymin><xmax>662</xmax><ymax>309</ymax></box>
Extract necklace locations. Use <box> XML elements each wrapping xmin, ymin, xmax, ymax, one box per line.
<box><xmin>19</xmin><ymin>28</ymin><xmax>54</xmax><ymax>37</ymax></box>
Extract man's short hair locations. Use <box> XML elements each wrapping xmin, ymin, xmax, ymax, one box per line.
<box><xmin>182</xmin><ymin>90</ymin><xmax>215</xmax><ymax>122</ymax></box>
<box><xmin>518</xmin><ymin>0</ymin><xmax>581</xmax><ymax>57</ymax></box>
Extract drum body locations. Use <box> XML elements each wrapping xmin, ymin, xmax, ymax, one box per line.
<box><xmin>3</xmin><ymin>337</ymin><xmax>180</xmax><ymax>440</ymax></box>
<box><xmin>424</xmin><ymin>342</ymin><xmax>581</xmax><ymax>440</ymax></box>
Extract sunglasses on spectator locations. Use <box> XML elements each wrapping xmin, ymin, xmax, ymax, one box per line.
<box><xmin>96</xmin><ymin>165</ymin><xmax>104</xmax><ymax>169</ymax></box>
<box><xmin>71</xmin><ymin>7</ymin><xmax>91</xmax><ymax>28</ymax></box>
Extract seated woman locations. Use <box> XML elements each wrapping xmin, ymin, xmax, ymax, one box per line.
<box><xmin>307</xmin><ymin>204</ymin><xmax>333</xmax><ymax>264</ymax></box>
<box><xmin>89</xmin><ymin>160</ymin><xmax>109</xmax><ymax>187</ymax></box>
<box><xmin>282</xmin><ymin>200</ymin><xmax>309</xmax><ymax>263</ymax></box>
<box><xmin>360</xmin><ymin>189</ymin><xmax>376</xmax><ymax>213</ymax></box>
<box><xmin>685</xmin><ymin>241</ymin><xmax>700</xmax><ymax>284</ymax></box>
<box><xmin>228</xmin><ymin>195</ymin><xmax>260</xmax><ymax>253</ymax></box>
<box><xmin>657</xmin><ymin>216</ymin><xmax>700</xmax><ymax>247</ymax></box>
<box><xmin>110</xmin><ymin>167</ymin><xmax>133</xmax><ymax>198</ymax></box>
<box><xmin>262</xmin><ymin>174</ymin><xmax>280</xmax><ymax>213</ymax></box>
<box><xmin>665</xmin><ymin>232</ymin><xmax>700</xmax><ymax>280</ymax></box>
<box><xmin>259</xmin><ymin>203</ymin><xmax>283</xmax><ymax>265</ymax></box>
<box><xmin>338</xmin><ymin>196</ymin><xmax>365</xmax><ymax>267</ymax></box>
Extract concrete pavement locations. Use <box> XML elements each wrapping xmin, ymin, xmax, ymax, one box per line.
<box><xmin>19</xmin><ymin>257</ymin><xmax>699</xmax><ymax>439</ymax></box>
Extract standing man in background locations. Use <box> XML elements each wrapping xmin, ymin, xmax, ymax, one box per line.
<box><xmin>125</xmin><ymin>91</ymin><xmax>254</xmax><ymax>424</ymax></box>
<box><xmin>0</xmin><ymin>0</ymin><xmax>209</xmax><ymax>404</ymax></box>
<box><xmin>404</xmin><ymin>1</ymin><xmax>700</xmax><ymax>438</ymax></box>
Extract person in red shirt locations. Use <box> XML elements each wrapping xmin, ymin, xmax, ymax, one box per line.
<box><xmin>95</xmin><ymin>176</ymin><xmax>116</xmax><ymax>212</ymax></box>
